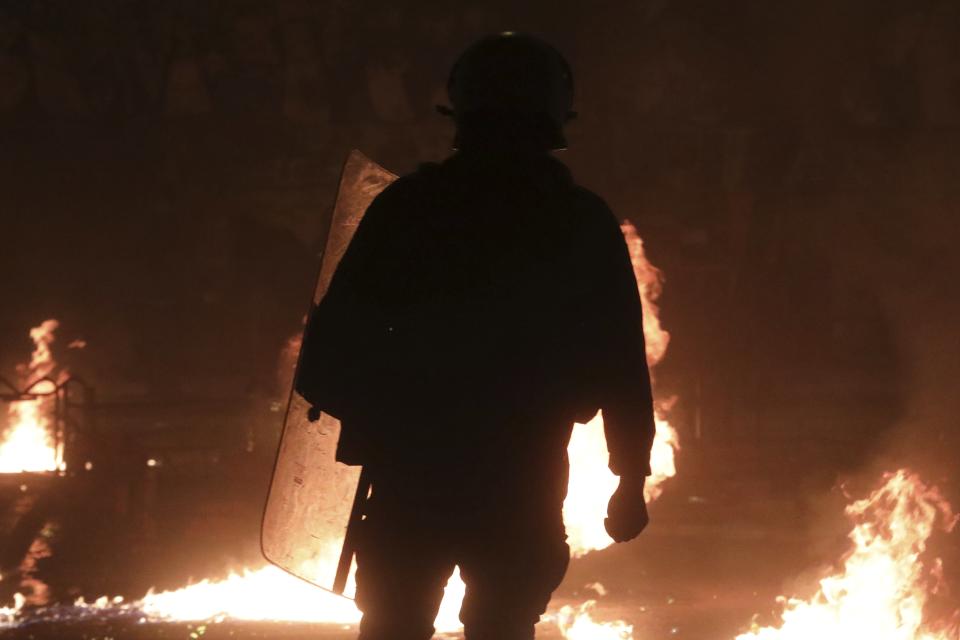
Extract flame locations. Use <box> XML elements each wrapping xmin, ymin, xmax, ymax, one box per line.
<box><xmin>5</xmin><ymin>469</ymin><xmax>953</xmax><ymax>638</ymax></box>
<box><xmin>559</xmin><ymin>469</ymin><xmax>959</xmax><ymax>640</ymax></box>
<box><xmin>138</xmin><ymin>566</ymin><xmax>361</xmax><ymax>624</ymax></box>
<box><xmin>557</xmin><ymin>600</ymin><xmax>633</xmax><ymax>640</ymax></box>
<box><xmin>0</xmin><ymin>320</ymin><xmax>63</xmax><ymax>473</ymax></box>
<box><xmin>4</xmin><ymin>236</ymin><xmax>955</xmax><ymax>640</ymax></box>
<box><xmin>0</xmin><ymin>226</ymin><xmax>681</xmax><ymax>630</ymax></box>
<box><xmin>563</xmin><ymin>221</ymin><xmax>680</xmax><ymax>556</ymax></box>
<box><xmin>127</xmin><ymin>565</ymin><xmax>465</xmax><ymax>632</ymax></box>
<box><xmin>564</xmin><ymin>413</ymin><xmax>679</xmax><ymax>556</ymax></box>
<box><xmin>0</xmin><ymin>594</ymin><xmax>26</xmax><ymax>628</ymax></box>
<box><xmin>735</xmin><ymin>469</ymin><xmax>959</xmax><ymax>640</ymax></box>
<box><xmin>620</xmin><ymin>220</ymin><xmax>679</xmax><ymax>505</ymax></box>
<box><xmin>620</xmin><ymin>220</ymin><xmax>670</xmax><ymax>367</ymax></box>
<box><xmin>123</xmin><ymin>222</ymin><xmax>678</xmax><ymax>624</ymax></box>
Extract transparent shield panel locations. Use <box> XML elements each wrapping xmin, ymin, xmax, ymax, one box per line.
<box><xmin>261</xmin><ymin>150</ymin><xmax>396</xmax><ymax>597</ymax></box>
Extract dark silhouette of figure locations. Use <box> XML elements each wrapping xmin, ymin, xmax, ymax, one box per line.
<box><xmin>297</xmin><ymin>33</ymin><xmax>655</xmax><ymax>640</ymax></box>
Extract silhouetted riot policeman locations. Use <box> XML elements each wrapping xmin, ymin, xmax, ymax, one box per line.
<box><xmin>298</xmin><ymin>33</ymin><xmax>655</xmax><ymax>640</ymax></box>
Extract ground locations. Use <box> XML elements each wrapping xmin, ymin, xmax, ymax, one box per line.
<box><xmin>0</xmin><ymin>441</ymin><xmax>882</xmax><ymax>640</ymax></box>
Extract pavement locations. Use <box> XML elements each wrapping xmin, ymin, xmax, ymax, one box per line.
<box><xmin>1</xmin><ymin>438</ymin><xmax>955</xmax><ymax>640</ymax></box>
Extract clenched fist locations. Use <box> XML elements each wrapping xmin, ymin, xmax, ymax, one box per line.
<box><xmin>604</xmin><ymin>475</ymin><xmax>649</xmax><ymax>542</ymax></box>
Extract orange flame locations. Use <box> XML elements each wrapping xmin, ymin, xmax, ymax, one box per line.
<box><xmin>621</xmin><ymin>220</ymin><xmax>670</xmax><ymax>368</ymax></box>
<box><xmin>558</xmin><ymin>469</ymin><xmax>959</xmax><ymax>640</ymax></box>
<box><xmin>123</xmin><ymin>565</ymin><xmax>467</xmax><ymax>632</ymax></box>
<box><xmin>736</xmin><ymin>469</ymin><xmax>959</xmax><ymax>640</ymax></box>
<box><xmin>563</xmin><ymin>221</ymin><xmax>680</xmax><ymax>556</ymax></box>
<box><xmin>557</xmin><ymin>599</ymin><xmax>633</xmax><ymax>639</ymax></box>
<box><xmin>82</xmin><ymin>223</ymin><xmax>680</xmax><ymax>627</ymax></box>
<box><xmin>0</xmin><ymin>320</ymin><xmax>63</xmax><ymax>473</ymax></box>
<box><xmin>0</xmin><ymin>594</ymin><xmax>26</xmax><ymax>628</ymax></box>
<box><xmin>0</xmin><ymin>226</ymin><xmax>682</xmax><ymax>631</ymax></box>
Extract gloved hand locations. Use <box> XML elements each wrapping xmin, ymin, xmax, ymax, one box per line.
<box><xmin>604</xmin><ymin>475</ymin><xmax>649</xmax><ymax>542</ymax></box>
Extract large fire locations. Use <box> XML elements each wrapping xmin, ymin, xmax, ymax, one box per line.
<box><xmin>0</xmin><ymin>231</ymin><xmax>955</xmax><ymax>640</ymax></box>
<box><xmin>104</xmin><ymin>221</ymin><xmax>680</xmax><ymax>630</ymax></box>
<box><xmin>734</xmin><ymin>469</ymin><xmax>958</xmax><ymax>640</ymax></box>
<box><xmin>132</xmin><ymin>565</ymin><xmax>467</xmax><ymax>632</ymax></box>
<box><xmin>3</xmin><ymin>470</ymin><xmax>954</xmax><ymax>639</ymax></box>
<box><xmin>0</xmin><ymin>320</ymin><xmax>63</xmax><ymax>473</ymax></box>
<box><xmin>0</xmin><ymin>224</ymin><xmax>681</xmax><ymax>631</ymax></box>
<box><xmin>555</xmin><ymin>469</ymin><xmax>959</xmax><ymax>640</ymax></box>
<box><xmin>119</xmin><ymin>221</ymin><xmax>682</xmax><ymax>630</ymax></box>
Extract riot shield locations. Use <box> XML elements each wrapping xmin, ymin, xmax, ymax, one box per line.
<box><xmin>262</xmin><ymin>150</ymin><xmax>397</xmax><ymax>597</ymax></box>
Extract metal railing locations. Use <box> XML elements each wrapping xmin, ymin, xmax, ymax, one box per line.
<box><xmin>0</xmin><ymin>375</ymin><xmax>94</xmax><ymax>475</ymax></box>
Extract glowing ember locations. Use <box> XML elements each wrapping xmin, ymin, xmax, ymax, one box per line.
<box><xmin>736</xmin><ymin>469</ymin><xmax>959</xmax><ymax>640</ymax></box>
<box><xmin>564</xmin><ymin>221</ymin><xmax>680</xmax><ymax>556</ymax></box>
<box><xmin>0</xmin><ymin>320</ymin><xmax>63</xmax><ymax>473</ymax></box>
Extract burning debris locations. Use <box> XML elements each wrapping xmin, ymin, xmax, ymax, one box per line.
<box><xmin>555</xmin><ymin>469</ymin><xmax>960</xmax><ymax>640</ymax></box>
<box><xmin>0</xmin><ymin>320</ymin><xmax>64</xmax><ymax>474</ymax></box>
<box><xmin>3</xmin><ymin>468</ymin><xmax>953</xmax><ymax>640</ymax></box>
<box><xmin>1</xmin><ymin>234</ymin><xmax>954</xmax><ymax>640</ymax></box>
<box><xmin>735</xmin><ymin>470</ymin><xmax>959</xmax><ymax>640</ymax></box>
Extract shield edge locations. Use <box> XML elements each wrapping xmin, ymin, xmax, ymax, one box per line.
<box><xmin>260</xmin><ymin>149</ymin><xmax>397</xmax><ymax>596</ymax></box>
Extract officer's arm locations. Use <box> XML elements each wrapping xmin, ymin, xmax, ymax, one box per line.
<box><xmin>593</xmin><ymin>212</ymin><xmax>656</xmax><ymax>482</ymax></box>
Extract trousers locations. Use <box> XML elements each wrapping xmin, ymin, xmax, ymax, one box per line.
<box><xmin>354</xmin><ymin>461</ymin><xmax>570</xmax><ymax>640</ymax></box>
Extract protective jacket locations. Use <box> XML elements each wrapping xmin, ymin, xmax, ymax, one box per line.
<box><xmin>296</xmin><ymin>150</ymin><xmax>655</xmax><ymax>480</ymax></box>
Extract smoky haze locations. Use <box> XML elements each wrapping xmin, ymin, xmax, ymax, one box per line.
<box><xmin>0</xmin><ymin>0</ymin><xmax>958</xmax><ymax>616</ymax></box>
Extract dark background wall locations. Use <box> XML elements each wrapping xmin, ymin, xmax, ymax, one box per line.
<box><xmin>0</xmin><ymin>0</ymin><xmax>958</xmax><ymax>479</ymax></box>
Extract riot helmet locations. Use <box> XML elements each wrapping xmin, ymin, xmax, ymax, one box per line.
<box><xmin>440</xmin><ymin>33</ymin><xmax>576</xmax><ymax>150</ymax></box>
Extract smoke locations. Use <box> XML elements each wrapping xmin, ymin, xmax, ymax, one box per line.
<box><xmin>816</xmin><ymin>137</ymin><xmax>960</xmax><ymax>594</ymax></box>
<box><xmin>831</xmin><ymin>142</ymin><xmax>960</xmax><ymax>492</ymax></box>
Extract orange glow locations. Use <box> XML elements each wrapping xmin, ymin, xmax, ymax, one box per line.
<box><xmin>1</xmin><ymin>226</ymin><xmax>682</xmax><ymax>630</ymax></box>
<box><xmin>50</xmin><ymin>471</ymin><xmax>955</xmax><ymax>640</ymax></box>
<box><xmin>735</xmin><ymin>469</ymin><xmax>958</xmax><ymax>640</ymax></box>
<box><xmin>558</xmin><ymin>599</ymin><xmax>633</xmax><ymax>639</ymax></box>
<box><xmin>0</xmin><ymin>400</ymin><xmax>59</xmax><ymax>473</ymax></box>
<box><xmin>559</xmin><ymin>469</ymin><xmax>959</xmax><ymax>639</ymax></box>
<box><xmin>126</xmin><ymin>565</ymin><xmax>466</xmax><ymax>632</ymax></box>
<box><xmin>0</xmin><ymin>320</ymin><xmax>63</xmax><ymax>474</ymax></box>
<box><xmin>620</xmin><ymin>220</ymin><xmax>670</xmax><ymax>367</ymax></box>
<box><xmin>563</xmin><ymin>221</ymin><xmax>680</xmax><ymax>556</ymax></box>
<box><xmin>0</xmin><ymin>594</ymin><xmax>25</xmax><ymax>628</ymax></box>
<box><xmin>94</xmin><ymin>223</ymin><xmax>680</xmax><ymax>627</ymax></box>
